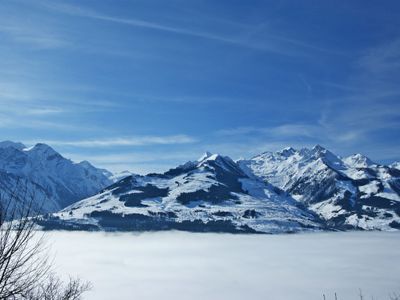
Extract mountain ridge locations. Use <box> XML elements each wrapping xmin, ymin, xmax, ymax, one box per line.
<box><xmin>239</xmin><ymin>145</ymin><xmax>400</xmax><ymax>230</ymax></box>
<box><xmin>0</xmin><ymin>140</ymin><xmax>114</xmax><ymax>215</ymax></box>
<box><xmin>40</xmin><ymin>149</ymin><xmax>323</xmax><ymax>233</ymax></box>
<box><xmin>1</xmin><ymin>141</ymin><xmax>399</xmax><ymax>233</ymax></box>
<box><xmin>44</xmin><ymin>146</ymin><xmax>399</xmax><ymax>233</ymax></box>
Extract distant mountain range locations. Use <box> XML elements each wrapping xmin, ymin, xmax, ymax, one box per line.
<box><xmin>239</xmin><ymin>146</ymin><xmax>400</xmax><ymax>231</ymax></box>
<box><xmin>0</xmin><ymin>141</ymin><xmax>113</xmax><ymax>215</ymax></box>
<box><xmin>32</xmin><ymin>144</ymin><xmax>400</xmax><ymax>233</ymax></box>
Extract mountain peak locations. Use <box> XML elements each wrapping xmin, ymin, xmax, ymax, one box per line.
<box><xmin>198</xmin><ymin>151</ymin><xmax>213</xmax><ymax>162</ymax></box>
<box><xmin>309</xmin><ymin>145</ymin><xmax>334</xmax><ymax>158</ymax></box>
<box><xmin>278</xmin><ymin>147</ymin><xmax>296</xmax><ymax>157</ymax></box>
<box><xmin>29</xmin><ymin>143</ymin><xmax>58</xmax><ymax>155</ymax></box>
<box><xmin>78</xmin><ymin>160</ymin><xmax>94</xmax><ymax>169</ymax></box>
<box><xmin>25</xmin><ymin>143</ymin><xmax>63</xmax><ymax>161</ymax></box>
<box><xmin>198</xmin><ymin>153</ymin><xmax>229</xmax><ymax>164</ymax></box>
<box><xmin>343</xmin><ymin>153</ymin><xmax>374</xmax><ymax>168</ymax></box>
<box><xmin>308</xmin><ymin>145</ymin><xmax>345</xmax><ymax>169</ymax></box>
<box><xmin>196</xmin><ymin>153</ymin><xmax>244</xmax><ymax>176</ymax></box>
<box><xmin>0</xmin><ymin>140</ymin><xmax>26</xmax><ymax>151</ymax></box>
<box><xmin>312</xmin><ymin>144</ymin><xmax>326</xmax><ymax>152</ymax></box>
<box><xmin>0</xmin><ymin>141</ymin><xmax>113</xmax><ymax>212</ymax></box>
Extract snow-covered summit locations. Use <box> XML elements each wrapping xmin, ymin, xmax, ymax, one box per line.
<box><xmin>343</xmin><ymin>154</ymin><xmax>375</xmax><ymax>168</ymax></box>
<box><xmin>198</xmin><ymin>151</ymin><xmax>213</xmax><ymax>162</ymax></box>
<box><xmin>197</xmin><ymin>153</ymin><xmax>240</xmax><ymax>171</ymax></box>
<box><xmin>0</xmin><ymin>140</ymin><xmax>114</xmax><ymax>213</ymax></box>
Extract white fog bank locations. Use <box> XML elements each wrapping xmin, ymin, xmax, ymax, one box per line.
<box><xmin>47</xmin><ymin>231</ymin><xmax>400</xmax><ymax>300</ymax></box>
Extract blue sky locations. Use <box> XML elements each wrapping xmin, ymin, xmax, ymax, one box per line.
<box><xmin>1</xmin><ymin>0</ymin><xmax>399</xmax><ymax>174</ymax></box>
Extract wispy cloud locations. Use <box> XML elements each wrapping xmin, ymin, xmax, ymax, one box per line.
<box><xmin>0</xmin><ymin>114</ymin><xmax>100</xmax><ymax>131</ymax></box>
<box><xmin>27</xmin><ymin>135</ymin><xmax>198</xmax><ymax>148</ymax></box>
<box><xmin>64</xmin><ymin>150</ymin><xmax>198</xmax><ymax>174</ymax></box>
<box><xmin>216</xmin><ymin>124</ymin><xmax>321</xmax><ymax>139</ymax></box>
<box><xmin>0</xmin><ymin>86</ymin><xmax>114</xmax><ymax>132</ymax></box>
<box><xmin>68</xmin><ymin>152</ymin><xmax>195</xmax><ymax>164</ymax></box>
<box><xmin>270</xmin><ymin>124</ymin><xmax>321</xmax><ymax>138</ymax></box>
<box><xmin>39</xmin><ymin>2</ymin><xmax>255</xmax><ymax>45</ymax></box>
<box><xmin>37</xmin><ymin>1</ymin><xmax>338</xmax><ymax>57</ymax></box>
<box><xmin>215</xmin><ymin>127</ymin><xmax>266</xmax><ymax>136</ymax></box>
<box><xmin>0</xmin><ymin>23</ymin><xmax>69</xmax><ymax>49</ymax></box>
<box><xmin>358</xmin><ymin>37</ymin><xmax>400</xmax><ymax>75</ymax></box>
<box><xmin>0</xmin><ymin>77</ymin><xmax>121</xmax><ymax>118</ymax></box>
<box><xmin>23</xmin><ymin>107</ymin><xmax>67</xmax><ymax>115</ymax></box>
<box><xmin>303</xmin><ymin>36</ymin><xmax>400</xmax><ymax>155</ymax></box>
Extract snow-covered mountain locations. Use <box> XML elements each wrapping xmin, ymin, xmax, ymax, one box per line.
<box><xmin>32</xmin><ymin>144</ymin><xmax>400</xmax><ymax>233</ymax></box>
<box><xmin>0</xmin><ymin>141</ymin><xmax>113</xmax><ymax>214</ymax></box>
<box><xmin>239</xmin><ymin>145</ymin><xmax>400</xmax><ymax>230</ymax></box>
<box><xmin>40</xmin><ymin>152</ymin><xmax>322</xmax><ymax>233</ymax></box>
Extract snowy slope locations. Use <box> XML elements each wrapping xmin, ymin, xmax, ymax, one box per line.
<box><xmin>0</xmin><ymin>141</ymin><xmax>113</xmax><ymax>214</ymax></box>
<box><xmin>239</xmin><ymin>146</ymin><xmax>400</xmax><ymax>230</ymax></box>
<box><xmin>41</xmin><ymin>153</ymin><xmax>322</xmax><ymax>233</ymax></box>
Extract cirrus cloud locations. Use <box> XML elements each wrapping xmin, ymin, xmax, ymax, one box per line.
<box><xmin>26</xmin><ymin>135</ymin><xmax>198</xmax><ymax>148</ymax></box>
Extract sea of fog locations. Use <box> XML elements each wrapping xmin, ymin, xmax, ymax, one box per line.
<box><xmin>46</xmin><ymin>231</ymin><xmax>400</xmax><ymax>300</ymax></box>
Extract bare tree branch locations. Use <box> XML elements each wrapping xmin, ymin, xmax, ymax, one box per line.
<box><xmin>0</xmin><ymin>182</ymin><xmax>91</xmax><ymax>299</ymax></box>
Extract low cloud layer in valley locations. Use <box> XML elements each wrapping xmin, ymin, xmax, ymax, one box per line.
<box><xmin>48</xmin><ymin>231</ymin><xmax>400</xmax><ymax>300</ymax></box>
